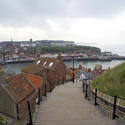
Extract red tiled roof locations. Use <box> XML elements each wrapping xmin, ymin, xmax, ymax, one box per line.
<box><xmin>6</xmin><ymin>73</ymin><xmax>35</xmax><ymax>103</ymax></box>
<box><xmin>22</xmin><ymin>57</ymin><xmax>67</xmax><ymax>84</ymax></box>
<box><xmin>26</xmin><ymin>73</ymin><xmax>43</xmax><ymax>91</ymax></box>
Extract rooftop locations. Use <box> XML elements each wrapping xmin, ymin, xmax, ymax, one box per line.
<box><xmin>6</xmin><ymin>73</ymin><xmax>35</xmax><ymax>103</ymax></box>
<box><xmin>26</xmin><ymin>73</ymin><xmax>44</xmax><ymax>91</ymax></box>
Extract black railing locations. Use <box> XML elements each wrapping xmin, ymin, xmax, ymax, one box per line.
<box><xmin>38</xmin><ymin>88</ymin><xmax>40</xmax><ymax>105</ymax></box>
<box><xmin>94</xmin><ymin>88</ymin><xmax>97</xmax><ymax>106</ymax></box>
<box><xmin>72</xmin><ymin>56</ymin><xmax>75</xmax><ymax>83</ymax></box>
<box><xmin>82</xmin><ymin>80</ymin><xmax>125</xmax><ymax>121</ymax></box>
<box><xmin>26</xmin><ymin>77</ymin><xmax>66</xmax><ymax>124</ymax></box>
<box><xmin>27</xmin><ymin>101</ymin><xmax>33</xmax><ymax>125</ymax></box>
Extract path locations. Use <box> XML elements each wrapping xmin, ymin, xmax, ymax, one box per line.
<box><xmin>33</xmin><ymin>82</ymin><xmax>125</xmax><ymax>125</ymax></box>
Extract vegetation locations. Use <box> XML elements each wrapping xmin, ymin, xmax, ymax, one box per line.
<box><xmin>0</xmin><ymin>116</ymin><xmax>4</xmax><ymax>124</ymax></box>
<box><xmin>92</xmin><ymin>62</ymin><xmax>125</xmax><ymax>99</ymax></box>
<box><xmin>40</xmin><ymin>46</ymin><xmax>101</xmax><ymax>54</ymax></box>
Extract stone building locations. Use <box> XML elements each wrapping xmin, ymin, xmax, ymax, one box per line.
<box><xmin>0</xmin><ymin>73</ymin><xmax>36</xmax><ymax>120</ymax></box>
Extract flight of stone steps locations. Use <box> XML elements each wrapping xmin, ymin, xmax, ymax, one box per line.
<box><xmin>33</xmin><ymin>82</ymin><xmax>125</xmax><ymax>125</ymax></box>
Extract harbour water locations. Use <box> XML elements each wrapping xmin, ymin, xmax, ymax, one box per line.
<box><xmin>2</xmin><ymin>60</ymin><xmax>125</xmax><ymax>74</ymax></box>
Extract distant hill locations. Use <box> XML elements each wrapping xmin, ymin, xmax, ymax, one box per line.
<box><xmin>40</xmin><ymin>46</ymin><xmax>101</xmax><ymax>54</ymax></box>
<box><xmin>92</xmin><ymin>62</ymin><xmax>125</xmax><ymax>98</ymax></box>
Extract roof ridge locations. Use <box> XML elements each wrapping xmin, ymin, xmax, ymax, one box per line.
<box><xmin>26</xmin><ymin>73</ymin><xmax>43</xmax><ymax>80</ymax></box>
<box><xmin>23</xmin><ymin>73</ymin><xmax>35</xmax><ymax>90</ymax></box>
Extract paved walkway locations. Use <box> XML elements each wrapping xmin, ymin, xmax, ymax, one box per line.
<box><xmin>33</xmin><ymin>82</ymin><xmax>125</xmax><ymax>125</ymax></box>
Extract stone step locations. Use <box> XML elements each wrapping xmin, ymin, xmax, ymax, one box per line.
<box><xmin>33</xmin><ymin>82</ymin><xmax>125</xmax><ymax>125</ymax></box>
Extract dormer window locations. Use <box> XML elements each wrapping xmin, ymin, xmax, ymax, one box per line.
<box><xmin>49</xmin><ymin>62</ymin><xmax>54</xmax><ymax>67</ymax></box>
<box><xmin>43</xmin><ymin>61</ymin><xmax>47</xmax><ymax>66</ymax></box>
<box><xmin>36</xmin><ymin>60</ymin><xmax>41</xmax><ymax>65</ymax></box>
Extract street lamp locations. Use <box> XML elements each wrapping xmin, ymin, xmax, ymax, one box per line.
<box><xmin>72</xmin><ymin>56</ymin><xmax>75</xmax><ymax>83</ymax></box>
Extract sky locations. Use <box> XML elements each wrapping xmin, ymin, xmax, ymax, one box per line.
<box><xmin>1</xmin><ymin>0</ymin><xmax>125</xmax><ymax>49</ymax></box>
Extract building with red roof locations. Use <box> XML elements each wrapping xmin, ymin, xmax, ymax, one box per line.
<box><xmin>0</xmin><ymin>73</ymin><xmax>36</xmax><ymax>120</ymax></box>
<box><xmin>26</xmin><ymin>73</ymin><xmax>45</xmax><ymax>100</ymax></box>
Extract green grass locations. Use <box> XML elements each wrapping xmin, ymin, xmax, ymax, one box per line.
<box><xmin>0</xmin><ymin>116</ymin><xmax>4</xmax><ymax>124</ymax></box>
<box><xmin>40</xmin><ymin>46</ymin><xmax>101</xmax><ymax>54</ymax></box>
<box><xmin>91</xmin><ymin>62</ymin><xmax>125</xmax><ymax>99</ymax></box>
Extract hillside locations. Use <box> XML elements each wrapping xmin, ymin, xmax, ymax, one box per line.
<box><xmin>40</xmin><ymin>46</ymin><xmax>101</xmax><ymax>54</ymax></box>
<box><xmin>92</xmin><ymin>62</ymin><xmax>125</xmax><ymax>99</ymax></box>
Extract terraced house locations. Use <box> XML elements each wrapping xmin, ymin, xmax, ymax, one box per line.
<box><xmin>25</xmin><ymin>73</ymin><xmax>45</xmax><ymax>101</ymax></box>
<box><xmin>0</xmin><ymin>73</ymin><xmax>36</xmax><ymax>120</ymax></box>
<box><xmin>0</xmin><ymin>54</ymin><xmax>68</xmax><ymax>121</ymax></box>
<box><xmin>22</xmin><ymin>54</ymin><xmax>67</xmax><ymax>91</ymax></box>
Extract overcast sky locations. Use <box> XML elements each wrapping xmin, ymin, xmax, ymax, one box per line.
<box><xmin>1</xmin><ymin>0</ymin><xmax>125</xmax><ymax>47</ymax></box>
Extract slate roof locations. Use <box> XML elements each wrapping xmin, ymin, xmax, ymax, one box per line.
<box><xmin>6</xmin><ymin>73</ymin><xmax>35</xmax><ymax>103</ymax></box>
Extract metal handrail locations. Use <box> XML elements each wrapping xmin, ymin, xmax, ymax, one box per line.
<box><xmin>82</xmin><ymin>80</ymin><xmax>125</xmax><ymax>121</ymax></box>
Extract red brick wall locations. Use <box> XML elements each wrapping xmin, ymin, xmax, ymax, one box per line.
<box><xmin>17</xmin><ymin>91</ymin><xmax>37</xmax><ymax>120</ymax></box>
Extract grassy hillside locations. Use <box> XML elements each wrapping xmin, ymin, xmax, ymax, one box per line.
<box><xmin>0</xmin><ymin>116</ymin><xmax>4</xmax><ymax>124</ymax></box>
<box><xmin>92</xmin><ymin>62</ymin><xmax>125</xmax><ymax>99</ymax></box>
<box><xmin>40</xmin><ymin>46</ymin><xmax>101</xmax><ymax>54</ymax></box>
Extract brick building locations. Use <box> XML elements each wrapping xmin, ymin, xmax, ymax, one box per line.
<box><xmin>22</xmin><ymin>54</ymin><xmax>67</xmax><ymax>91</ymax></box>
<box><xmin>0</xmin><ymin>73</ymin><xmax>36</xmax><ymax>120</ymax></box>
<box><xmin>22</xmin><ymin>63</ymin><xmax>51</xmax><ymax>92</ymax></box>
<box><xmin>26</xmin><ymin>73</ymin><xmax>45</xmax><ymax>101</ymax></box>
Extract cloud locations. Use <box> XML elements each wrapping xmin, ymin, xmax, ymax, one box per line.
<box><xmin>1</xmin><ymin>0</ymin><xmax>125</xmax><ymax>27</ymax></box>
<box><xmin>0</xmin><ymin>0</ymin><xmax>125</xmax><ymax>47</ymax></box>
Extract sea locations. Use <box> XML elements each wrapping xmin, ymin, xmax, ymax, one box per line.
<box><xmin>2</xmin><ymin>44</ymin><xmax>125</xmax><ymax>74</ymax></box>
<box><xmin>2</xmin><ymin>60</ymin><xmax>125</xmax><ymax>74</ymax></box>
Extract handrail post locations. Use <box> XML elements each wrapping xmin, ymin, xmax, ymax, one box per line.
<box><xmin>45</xmin><ymin>84</ymin><xmax>47</xmax><ymax>98</ymax></box>
<box><xmin>16</xmin><ymin>104</ymin><xmax>20</xmax><ymax>120</ymax></box>
<box><xmin>63</xmin><ymin>76</ymin><xmax>65</xmax><ymax>84</ymax></box>
<box><xmin>72</xmin><ymin>56</ymin><xmax>75</xmax><ymax>83</ymax></box>
<box><xmin>85</xmin><ymin>84</ymin><xmax>88</xmax><ymax>99</ymax></box>
<box><xmin>57</xmin><ymin>78</ymin><xmax>59</xmax><ymax>85</ymax></box>
<box><xmin>82</xmin><ymin>81</ymin><xmax>85</xmax><ymax>92</ymax></box>
<box><xmin>50</xmin><ymin>82</ymin><xmax>52</xmax><ymax>92</ymax></box>
<box><xmin>94</xmin><ymin>88</ymin><xmax>97</xmax><ymax>106</ymax></box>
<box><xmin>112</xmin><ymin>96</ymin><xmax>117</xmax><ymax>119</ymax></box>
<box><xmin>38</xmin><ymin>88</ymin><xmax>40</xmax><ymax>105</ymax></box>
<box><xmin>27</xmin><ymin>101</ymin><xmax>33</xmax><ymax>125</ymax></box>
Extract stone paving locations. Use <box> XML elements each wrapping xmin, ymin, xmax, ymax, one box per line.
<box><xmin>33</xmin><ymin>82</ymin><xmax>125</xmax><ymax>125</ymax></box>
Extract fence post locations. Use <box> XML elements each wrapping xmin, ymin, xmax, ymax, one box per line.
<box><xmin>63</xmin><ymin>76</ymin><xmax>65</xmax><ymax>84</ymax></box>
<box><xmin>45</xmin><ymin>84</ymin><xmax>47</xmax><ymax>98</ymax></box>
<box><xmin>57</xmin><ymin>78</ymin><xmax>59</xmax><ymax>85</ymax></box>
<box><xmin>38</xmin><ymin>88</ymin><xmax>40</xmax><ymax>105</ymax></box>
<box><xmin>72</xmin><ymin>56</ymin><xmax>75</xmax><ymax>83</ymax></box>
<box><xmin>27</xmin><ymin>101</ymin><xmax>33</xmax><ymax>125</ymax></box>
<box><xmin>16</xmin><ymin>104</ymin><xmax>20</xmax><ymax>120</ymax></box>
<box><xmin>50</xmin><ymin>82</ymin><xmax>52</xmax><ymax>92</ymax></box>
<box><xmin>82</xmin><ymin>81</ymin><xmax>85</xmax><ymax>92</ymax></box>
<box><xmin>112</xmin><ymin>96</ymin><xmax>117</xmax><ymax>119</ymax></box>
<box><xmin>94</xmin><ymin>88</ymin><xmax>97</xmax><ymax>106</ymax></box>
<box><xmin>82</xmin><ymin>81</ymin><xmax>84</xmax><ymax>92</ymax></box>
<box><xmin>85</xmin><ymin>84</ymin><xmax>88</xmax><ymax>99</ymax></box>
